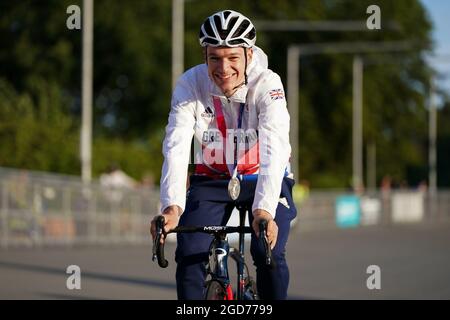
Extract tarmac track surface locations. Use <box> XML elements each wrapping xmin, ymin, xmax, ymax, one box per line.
<box><xmin>1</xmin><ymin>220</ymin><xmax>449</xmax><ymax>299</ymax></box>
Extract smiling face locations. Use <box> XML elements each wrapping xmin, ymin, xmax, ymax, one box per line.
<box><xmin>205</xmin><ymin>46</ymin><xmax>253</xmax><ymax>97</ymax></box>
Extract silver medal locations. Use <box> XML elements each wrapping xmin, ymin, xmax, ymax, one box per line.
<box><xmin>228</xmin><ymin>176</ymin><xmax>241</xmax><ymax>200</ymax></box>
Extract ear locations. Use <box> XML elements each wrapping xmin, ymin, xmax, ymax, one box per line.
<box><xmin>246</xmin><ymin>47</ymin><xmax>253</xmax><ymax>64</ymax></box>
<box><xmin>202</xmin><ymin>47</ymin><xmax>207</xmax><ymax>64</ymax></box>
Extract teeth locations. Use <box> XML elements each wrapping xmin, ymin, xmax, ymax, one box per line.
<box><xmin>216</xmin><ymin>74</ymin><xmax>233</xmax><ymax>79</ymax></box>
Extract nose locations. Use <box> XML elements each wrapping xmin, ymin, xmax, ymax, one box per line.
<box><xmin>217</xmin><ymin>59</ymin><xmax>230</xmax><ymax>73</ymax></box>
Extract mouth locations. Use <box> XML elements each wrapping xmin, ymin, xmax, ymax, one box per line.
<box><xmin>214</xmin><ymin>73</ymin><xmax>236</xmax><ymax>81</ymax></box>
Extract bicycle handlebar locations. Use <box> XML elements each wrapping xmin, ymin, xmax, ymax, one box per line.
<box><xmin>152</xmin><ymin>216</ymin><xmax>275</xmax><ymax>269</ymax></box>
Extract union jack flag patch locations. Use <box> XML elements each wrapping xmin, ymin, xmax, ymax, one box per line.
<box><xmin>269</xmin><ymin>89</ymin><xmax>284</xmax><ymax>100</ymax></box>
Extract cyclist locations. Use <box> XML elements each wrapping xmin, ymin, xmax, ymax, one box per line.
<box><xmin>151</xmin><ymin>9</ymin><xmax>297</xmax><ymax>300</ymax></box>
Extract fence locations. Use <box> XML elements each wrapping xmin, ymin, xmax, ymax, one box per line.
<box><xmin>0</xmin><ymin>167</ymin><xmax>160</xmax><ymax>248</ymax></box>
<box><xmin>295</xmin><ymin>188</ymin><xmax>450</xmax><ymax>231</ymax></box>
<box><xmin>1</xmin><ymin>167</ymin><xmax>449</xmax><ymax>248</ymax></box>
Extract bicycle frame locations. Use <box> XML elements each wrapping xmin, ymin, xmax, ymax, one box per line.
<box><xmin>206</xmin><ymin>207</ymin><xmax>253</xmax><ymax>300</ymax></box>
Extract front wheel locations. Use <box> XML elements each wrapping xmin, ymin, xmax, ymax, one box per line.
<box><xmin>205</xmin><ymin>280</ymin><xmax>232</xmax><ymax>300</ymax></box>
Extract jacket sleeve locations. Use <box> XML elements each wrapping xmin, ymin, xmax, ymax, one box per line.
<box><xmin>160</xmin><ymin>75</ymin><xmax>196</xmax><ymax>214</ymax></box>
<box><xmin>252</xmin><ymin>72</ymin><xmax>291</xmax><ymax>218</ymax></box>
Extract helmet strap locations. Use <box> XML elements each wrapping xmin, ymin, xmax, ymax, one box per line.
<box><xmin>244</xmin><ymin>47</ymin><xmax>248</xmax><ymax>85</ymax></box>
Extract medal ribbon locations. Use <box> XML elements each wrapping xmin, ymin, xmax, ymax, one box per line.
<box><xmin>212</xmin><ymin>96</ymin><xmax>245</xmax><ymax>177</ymax></box>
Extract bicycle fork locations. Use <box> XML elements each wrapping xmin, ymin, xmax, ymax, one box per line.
<box><xmin>207</xmin><ymin>234</ymin><xmax>234</xmax><ymax>299</ymax></box>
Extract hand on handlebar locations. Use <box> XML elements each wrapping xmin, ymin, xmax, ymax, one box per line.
<box><xmin>150</xmin><ymin>205</ymin><xmax>181</xmax><ymax>245</ymax></box>
<box><xmin>150</xmin><ymin>205</ymin><xmax>181</xmax><ymax>269</ymax></box>
<box><xmin>252</xmin><ymin>209</ymin><xmax>278</xmax><ymax>250</ymax></box>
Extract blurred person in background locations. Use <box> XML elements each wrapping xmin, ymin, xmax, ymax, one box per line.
<box><xmin>100</xmin><ymin>163</ymin><xmax>137</xmax><ymax>204</ymax></box>
<box><xmin>100</xmin><ymin>163</ymin><xmax>137</xmax><ymax>189</ymax></box>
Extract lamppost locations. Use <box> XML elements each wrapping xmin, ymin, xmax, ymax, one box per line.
<box><xmin>81</xmin><ymin>0</ymin><xmax>93</xmax><ymax>183</ymax></box>
<box><xmin>286</xmin><ymin>41</ymin><xmax>414</xmax><ymax>188</ymax></box>
<box><xmin>172</xmin><ymin>0</ymin><xmax>184</xmax><ymax>91</ymax></box>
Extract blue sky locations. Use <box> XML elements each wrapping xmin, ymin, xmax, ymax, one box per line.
<box><xmin>421</xmin><ymin>0</ymin><xmax>450</xmax><ymax>55</ymax></box>
<box><xmin>421</xmin><ymin>0</ymin><xmax>450</xmax><ymax>96</ymax></box>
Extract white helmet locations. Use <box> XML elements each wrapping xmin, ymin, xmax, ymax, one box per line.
<box><xmin>199</xmin><ymin>10</ymin><xmax>256</xmax><ymax>48</ymax></box>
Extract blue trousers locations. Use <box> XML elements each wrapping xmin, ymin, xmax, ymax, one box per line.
<box><xmin>175</xmin><ymin>175</ymin><xmax>297</xmax><ymax>300</ymax></box>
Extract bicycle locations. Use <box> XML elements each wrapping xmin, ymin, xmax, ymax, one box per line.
<box><xmin>152</xmin><ymin>205</ymin><xmax>274</xmax><ymax>300</ymax></box>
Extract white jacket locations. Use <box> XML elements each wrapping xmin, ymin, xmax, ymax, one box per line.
<box><xmin>160</xmin><ymin>46</ymin><xmax>292</xmax><ymax>218</ymax></box>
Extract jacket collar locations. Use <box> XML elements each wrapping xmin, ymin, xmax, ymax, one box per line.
<box><xmin>209</xmin><ymin>82</ymin><xmax>248</xmax><ymax>104</ymax></box>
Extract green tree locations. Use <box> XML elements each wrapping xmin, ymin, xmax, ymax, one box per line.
<box><xmin>0</xmin><ymin>78</ymin><xmax>80</xmax><ymax>173</ymax></box>
<box><xmin>0</xmin><ymin>0</ymin><xmax>441</xmax><ymax>188</ymax></box>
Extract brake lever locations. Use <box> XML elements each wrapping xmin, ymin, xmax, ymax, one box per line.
<box><xmin>152</xmin><ymin>215</ymin><xmax>168</xmax><ymax>267</ymax></box>
<box><xmin>259</xmin><ymin>219</ymin><xmax>275</xmax><ymax>268</ymax></box>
